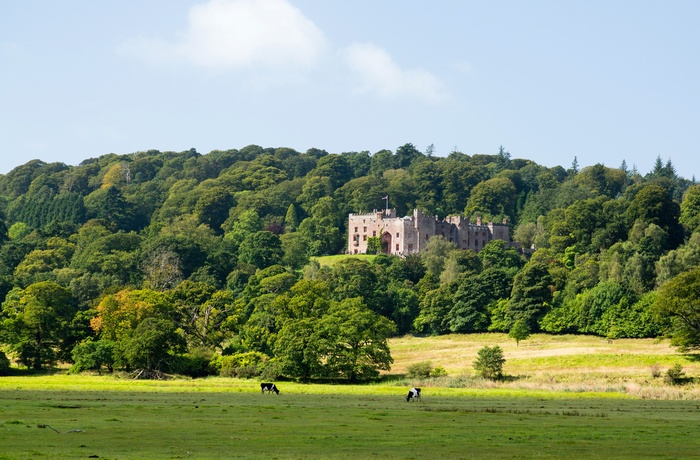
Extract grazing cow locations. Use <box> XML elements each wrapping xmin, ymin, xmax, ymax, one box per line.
<box><xmin>406</xmin><ymin>387</ymin><xmax>421</xmax><ymax>402</ymax></box>
<box><xmin>260</xmin><ymin>383</ymin><xmax>280</xmax><ymax>395</ymax></box>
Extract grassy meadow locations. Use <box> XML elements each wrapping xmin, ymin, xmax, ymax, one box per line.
<box><xmin>2</xmin><ymin>333</ymin><xmax>700</xmax><ymax>459</ymax></box>
<box><xmin>390</xmin><ymin>333</ymin><xmax>700</xmax><ymax>399</ymax></box>
<box><xmin>312</xmin><ymin>254</ymin><xmax>378</xmax><ymax>267</ymax></box>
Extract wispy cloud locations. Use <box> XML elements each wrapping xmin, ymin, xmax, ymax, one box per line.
<box><xmin>118</xmin><ymin>0</ymin><xmax>327</xmax><ymax>70</ymax></box>
<box><xmin>343</xmin><ymin>42</ymin><xmax>447</xmax><ymax>103</ymax></box>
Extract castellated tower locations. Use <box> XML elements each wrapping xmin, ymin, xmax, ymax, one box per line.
<box><xmin>348</xmin><ymin>209</ymin><xmax>510</xmax><ymax>256</ymax></box>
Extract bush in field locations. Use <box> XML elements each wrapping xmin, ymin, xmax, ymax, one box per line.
<box><xmin>664</xmin><ymin>363</ymin><xmax>685</xmax><ymax>385</ymax></box>
<box><xmin>213</xmin><ymin>351</ymin><xmax>270</xmax><ymax>378</ymax></box>
<box><xmin>473</xmin><ymin>345</ymin><xmax>505</xmax><ymax>380</ymax></box>
<box><xmin>431</xmin><ymin>365</ymin><xmax>448</xmax><ymax>378</ymax></box>
<box><xmin>70</xmin><ymin>339</ymin><xmax>115</xmax><ymax>374</ymax></box>
<box><xmin>171</xmin><ymin>349</ymin><xmax>215</xmax><ymax>378</ymax></box>
<box><xmin>406</xmin><ymin>361</ymin><xmax>433</xmax><ymax>379</ymax></box>
<box><xmin>259</xmin><ymin>360</ymin><xmax>282</xmax><ymax>381</ymax></box>
<box><xmin>0</xmin><ymin>351</ymin><xmax>10</xmax><ymax>375</ymax></box>
<box><xmin>650</xmin><ymin>363</ymin><xmax>662</xmax><ymax>379</ymax></box>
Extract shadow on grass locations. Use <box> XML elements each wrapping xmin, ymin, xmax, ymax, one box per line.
<box><xmin>1</xmin><ymin>367</ymin><xmax>66</xmax><ymax>377</ymax></box>
<box><xmin>499</xmin><ymin>374</ymin><xmax>525</xmax><ymax>383</ymax></box>
<box><xmin>682</xmin><ymin>353</ymin><xmax>700</xmax><ymax>362</ymax></box>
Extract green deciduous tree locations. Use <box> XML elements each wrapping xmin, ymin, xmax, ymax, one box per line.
<box><xmin>465</xmin><ymin>177</ymin><xmax>517</xmax><ymax>222</ymax></box>
<box><xmin>508</xmin><ymin>319</ymin><xmax>530</xmax><ymax>346</ymax></box>
<box><xmin>70</xmin><ymin>339</ymin><xmax>115</xmax><ymax>374</ymax></box>
<box><xmin>317</xmin><ymin>298</ymin><xmax>395</xmax><ymax>381</ymax></box>
<box><xmin>119</xmin><ymin>317</ymin><xmax>185</xmax><ymax>373</ymax></box>
<box><xmin>448</xmin><ymin>268</ymin><xmax>512</xmax><ymax>333</ymax></box>
<box><xmin>654</xmin><ymin>267</ymin><xmax>700</xmax><ymax>351</ymax></box>
<box><xmin>680</xmin><ymin>185</ymin><xmax>700</xmax><ymax>235</ymax></box>
<box><xmin>0</xmin><ymin>281</ymin><xmax>74</xmax><ymax>369</ymax></box>
<box><xmin>238</xmin><ymin>231</ymin><xmax>283</xmax><ymax>270</ymax></box>
<box><xmin>194</xmin><ymin>186</ymin><xmax>233</xmax><ymax>234</ymax></box>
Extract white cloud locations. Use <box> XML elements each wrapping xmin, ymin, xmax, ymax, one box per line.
<box><xmin>118</xmin><ymin>0</ymin><xmax>327</xmax><ymax>70</ymax></box>
<box><xmin>343</xmin><ymin>42</ymin><xmax>447</xmax><ymax>103</ymax></box>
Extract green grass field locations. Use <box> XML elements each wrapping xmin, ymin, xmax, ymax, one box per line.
<box><xmin>312</xmin><ymin>254</ymin><xmax>378</xmax><ymax>267</ymax></box>
<box><xmin>2</xmin><ymin>375</ymin><xmax>700</xmax><ymax>459</ymax></box>
<box><xmin>2</xmin><ymin>334</ymin><xmax>700</xmax><ymax>459</ymax></box>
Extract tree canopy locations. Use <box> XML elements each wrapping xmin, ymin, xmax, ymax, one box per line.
<box><xmin>0</xmin><ymin>145</ymin><xmax>697</xmax><ymax>377</ymax></box>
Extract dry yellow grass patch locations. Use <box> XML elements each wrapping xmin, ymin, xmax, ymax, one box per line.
<box><xmin>387</xmin><ymin>333</ymin><xmax>700</xmax><ymax>398</ymax></box>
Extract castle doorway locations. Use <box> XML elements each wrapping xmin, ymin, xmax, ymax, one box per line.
<box><xmin>381</xmin><ymin>232</ymin><xmax>392</xmax><ymax>255</ymax></box>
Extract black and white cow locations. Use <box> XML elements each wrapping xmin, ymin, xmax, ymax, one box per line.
<box><xmin>406</xmin><ymin>387</ymin><xmax>421</xmax><ymax>402</ymax></box>
<box><xmin>260</xmin><ymin>383</ymin><xmax>280</xmax><ymax>394</ymax></box>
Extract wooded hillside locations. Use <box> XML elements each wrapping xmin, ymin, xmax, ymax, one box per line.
<box><xmin>1</xmin><ymin>144</ymin><xmax>699</xmax><ymax>379</ymax></box>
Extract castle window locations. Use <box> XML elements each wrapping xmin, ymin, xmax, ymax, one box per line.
<box><xmin>396</xmin><ymin>244</ymin><xmax>399</xmax><ymax>251</ymax></box>
<box><xmin>396</xmin><ymin>232</ymin><xmax>399</xmax><ymax>238</ymax></box>
<box><xmin>426</xmin><ymin>233</ymin><xmax>430</xmax><ymax>240</ymax></box>
<box><xmin>363</xmin><ymin>226</ymin><xmax>367</xmax><ymax>232</ymax></box>
<box><xmin>363</xmin><ymin>235</ymin><xmax>367</xmax><ymax>241</ymax></box>
<box><xmin>354</xmin><ymin>227</ymin><xmax>358</xmax><ymax>232</ymax></box>
<box><xmin>373</xmin><ymin>231</ymin><xmax>376</xmax><ymax>237</ymax></box>
<box><xmin>408</xmin><ymin>244</ymin><xmax>413</xmax><ymax>251</ymax></box>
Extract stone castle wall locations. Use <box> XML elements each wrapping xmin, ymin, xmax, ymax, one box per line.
<box><xmin>348</xmin><ymin>209</ymin><xmax>510</xmax><ymax>256</ymax></box>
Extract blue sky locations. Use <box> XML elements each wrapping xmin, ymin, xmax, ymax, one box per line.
<box><xmin>1</xmin><ymin>1</ymin><xmax>699</xmax><ymax>179</ymax></box>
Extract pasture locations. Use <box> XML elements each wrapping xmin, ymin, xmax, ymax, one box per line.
<box><xmin>2</xmin><ymin>333</ymin><xmax>700</xmax><ymax>458</ymax></box>
<box><xmin>2</xmin><ymin>375</ymin><xmax>700</xmax><ymax>459</ymax></box>
<box><xmin>390</xmin><ymin>333</ymin><xmax>700</xmax><ymax>398</ymax></box>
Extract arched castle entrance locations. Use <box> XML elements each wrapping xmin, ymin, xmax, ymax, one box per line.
<box><xmin>381</xmin><ymin>232</ymin><xmax>392</xmax><ymax>255</ymax></box>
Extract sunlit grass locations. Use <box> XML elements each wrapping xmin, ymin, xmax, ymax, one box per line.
<box><xmin>1</xmin><ymin>375</ymin><xmax>699</xmax><ymax>459</ymax></box>
<box><xmin>3</xmin><ymin>333</ymin><xmax>700</xmax><ymax>458</ymax></box>
<box><xmin>387</xmin><ymin>333</ymin><xmax>700</xmax><ymax>398</ymax></box>
<box><xmin>312</xmin><ymin>254</ymin><xmax>378</xmax><ymax>267</ymax></box>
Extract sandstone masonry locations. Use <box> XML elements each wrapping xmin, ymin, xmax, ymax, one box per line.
<box><xmin>348</xmin><ymin>209</ymin><xmax>510</xmax><ymax>256</ymax></box>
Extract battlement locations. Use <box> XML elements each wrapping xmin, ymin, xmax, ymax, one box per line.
<box><xmin>348</xmin><ymin>209</ymin><xmax>510</xmax><ymax>256</ymax></box>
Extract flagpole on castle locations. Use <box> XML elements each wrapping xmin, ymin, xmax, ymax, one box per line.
<box><xmin>382</xmin><ymin>195</ymin><xmax>389</xmax><ymax>215</ymax></box>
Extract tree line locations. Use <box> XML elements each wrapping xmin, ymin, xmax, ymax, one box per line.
<box><xmin>1</xmin><ymin>144</ymin><xmax>699</xmax><ymax>379</ymax></box>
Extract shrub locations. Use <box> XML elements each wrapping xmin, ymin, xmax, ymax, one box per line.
<box><xmin>650</xmin><ymin>363</ymin><xmax>662</xmax><ymax>379</ymax></box>
<box><xmin>431</xmin><ymin>365</ymin><xmax>448</xmax><ymax>378</ymax></box>
<box><xmin>664</xmin><ymin>363</ymin><xmax>685</xmax><ymax>385</ymax></box>
<box><xmin>213</xmin><ymin>351</ymin><xmax>270</xmax><ymax>378</ymax></box>
<box><xmin>259</xmin><ymin>359</ymin><xmax>282</xmax><ymax>381</ymax></box>
<box><xmin>69</xmin><ymin>340</ymin><xmax>115</xmax><ymax>374</ymax></box>
<box><xmin>406</xmin><ymin>361</ymin><xmax>433</xmax><ymax>379</ymax></box>
<box><xmin>473</xmin><ymin>345</ymin><xmax>505</xmax><ymax>380</ymax></box>
<box><xmin>0</xmin><ymin>351</ymin><xmax>10</xmax><ymax>375</ymax></box>
<box><xmin>171</xmin><ymin>351</ymin><xmax>215</xmax><ymax>378</ymax></box>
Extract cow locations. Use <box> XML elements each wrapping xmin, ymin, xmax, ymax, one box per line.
<box><xmin>260</xmin><ymin>383</ymin><xmax>280</xmax><ymax>394</ymax></box>
<box><xmin>406</xmin><ymin>387</ymin><xmax>421</xmax><ymax>402</ymax></box>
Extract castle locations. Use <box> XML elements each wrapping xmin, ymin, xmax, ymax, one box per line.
<box><xmin>348</xmin><ymin>209</ymin><xmax>510</xmax><ymax>256</ymax></box>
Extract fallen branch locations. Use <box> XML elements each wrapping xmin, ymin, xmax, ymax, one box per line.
<box><xmin>38</xmin><ymin>424</ymin><xmax>84</xmax><ymax>433</ymax></box>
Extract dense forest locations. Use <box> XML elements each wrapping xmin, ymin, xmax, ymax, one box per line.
<box><xmin>1</xmin><ymin>144</ymin><xmax>700</xmax><ymax>380</ymax></box>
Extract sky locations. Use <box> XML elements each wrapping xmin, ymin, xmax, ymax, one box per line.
<box><xmin>1</xmin><ymin>1</ymin><xmax>699</xmax><ymax>178</ymax></box>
